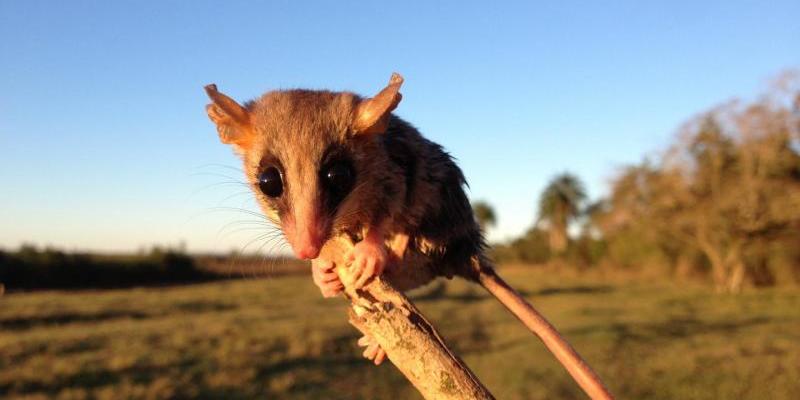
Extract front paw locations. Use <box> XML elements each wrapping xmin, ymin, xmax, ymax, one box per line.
<box><xmin>311</xmin><ymin>258</ymin><xmax>343</xmax><ymax>298</ymax></box>
<box><xmin>345</xmin><ymin>239</ymin><xmax>388</xmax><ymax>289</ymax></box>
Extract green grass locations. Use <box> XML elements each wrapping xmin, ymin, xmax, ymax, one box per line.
<box><xmin>1</xmin><ymin>267</ymin><xmax>798</xmax><ymax>399</ymax></box>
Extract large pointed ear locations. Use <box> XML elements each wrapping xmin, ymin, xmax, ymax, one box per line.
<box><xmin>204</xmin><ymin>84</ymin><xmax>253</xmax><ymax>149</ymax></box>
<box><xmin>353</xmin><ymin>73</ymin><xmax>404</xmax><ymax>135</ymax></box>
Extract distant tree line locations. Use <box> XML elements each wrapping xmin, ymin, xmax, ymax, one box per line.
<box><xmin>0</xmin><ymin>245</ymin><xmax>213</xmax><ymax>291</ymax></box>
<box><xmin>483</xmin><ymin>70</ymin><xmax>800</xmax><ymax>292</ymax></box>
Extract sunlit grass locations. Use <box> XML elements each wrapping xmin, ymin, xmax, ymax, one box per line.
<box><xmin>1</xmin><ymin>267</ymin><xmax>798</xmax><ymax>399</ymax></box>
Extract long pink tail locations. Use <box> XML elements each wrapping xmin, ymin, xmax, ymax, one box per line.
<box><xmin>478</xmin><ymin>268</ymin><xmax>614</xmax><ymax>400</ymax></box>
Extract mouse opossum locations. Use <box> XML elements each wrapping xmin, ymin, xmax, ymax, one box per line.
<box><xmin>204</xmin><ymin>74</ymin><xmax>612</xmax><ymax>400</ymax></box>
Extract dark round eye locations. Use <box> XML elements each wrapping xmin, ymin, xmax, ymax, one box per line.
<box><xmin>258</xmin><ymin>167</ymin><xmax>283</xmax><ymax>198</ymax></box>
<box><xmin>323</xmin><ymin>161</ymin><xmax>355</xmax><ymax>194</ymax></box>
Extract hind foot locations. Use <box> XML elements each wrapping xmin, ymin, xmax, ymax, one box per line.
<box><xmin>357</xmin><ymin>334</ymin><xmax>387</xmax><ymax>365</ymax></box>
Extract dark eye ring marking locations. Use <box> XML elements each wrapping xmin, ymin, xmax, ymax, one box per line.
<box><xmin>322</xmin><ymin>159</ymin><xmax>355</xmax><ymax>196</ymax></box>
<box><xmin>319</xmin><ymin>144</ymin><xmax>357</xmax><ymax>212</ymax></box>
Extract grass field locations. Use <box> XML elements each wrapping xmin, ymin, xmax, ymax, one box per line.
<box><xmin>1</xmin><ymin>267</ymin><xmax>798</xmax><ymax>399</ymax></box>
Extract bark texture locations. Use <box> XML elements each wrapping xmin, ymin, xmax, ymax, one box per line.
<box><xmin>320</xmin><ymin>238</ymin><xmax>495</xmax><ymax>400</ymax></box>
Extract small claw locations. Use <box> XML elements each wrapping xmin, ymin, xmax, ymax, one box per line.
<box><xmin>318</xmin><ymin>261</ymin><xmax>336</xmax><ymax>271</ymax></box>
<box><xmin>322</xmin><ymin>283</ymin><xmax>344</xmax><ymax>298</ymax></box>
<box><xmin>374</xmin><ymin>349</ymin><xmax>386</xmax><ymax>365</ymax></box>
<box><xmin>346</xmin><ymin>237</ymin><xmax>388</xmax><ymax>289</ymax></box>
<box><xmin>312</xmin><ymin>258</ymin><xmax>343</xmax><ymax>298</ymax></box>
<box><xmin>320</xmin><ymin>271</ymin><xmax>340</xmax><ymax>283</ymax></box>
<box><xmin>355</xmin><ymin>259</ymin><xmax>374</xmax><ymax>289</ymax></box>
<box><xmin>364</xmin><ymin>342</ymin><xmax>381</xmax><ymax>360</ymax></box>
<box><xmin>354</xmin><ymin>258</ymin><xmax>367</xmax><ymax>286</ymax></box>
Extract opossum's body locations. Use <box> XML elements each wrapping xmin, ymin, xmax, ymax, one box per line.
<box><xmin>372</xmin><ymin>115</ymin><xmax>489</xmax><ymax>289</ymax></box>
<box><xmin>204</xmin><ymin>74</ymin><xmax>612</xmax><ymax>400</ymax></box>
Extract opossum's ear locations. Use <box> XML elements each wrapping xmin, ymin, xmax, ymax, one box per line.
<box><xmin>353</xmin><ymin>73</ymin><xmax>404</xmax><ymax>135</ymax></box>
<box><xmin>204</xmin><ymin>84</ymin><xmax>253</xmax><ymax>151</ymax></box>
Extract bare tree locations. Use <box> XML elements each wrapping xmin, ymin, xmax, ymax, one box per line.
<box><xmin>598</xmin><ymin>71</ymin><xmax>800</xmax><ymax>291</ymax></box>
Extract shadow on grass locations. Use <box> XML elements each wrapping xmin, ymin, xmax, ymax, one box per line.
<box><xmin>413</xmin><ymin>281</ymin><xmax>614</xmax><ymax>303</ymax></box>
<box><xmin>173</xmin><ymin>300</ymin><xmax>238</xmax><ymax>313</ymax></box>
<box><xmin>1</xmin><ymin>366</ymin><xmax>125</xmax><ymax>396</ymax></box>
<box><xmin>0</xmin><ymin>356</ymin><xmax>209</xmax><ymax>397</ymax></box>
<box><xmin>257</xmin><ymin>355</ymin><xmax>412</xmax><ymax>399</ymax></box>
<box><xmin>568</xmin><ymin>315</ymin><xmax>772</xmax><ymax>344</ymax></box>
<box><xmin>0</xmin><ymin>310</ymin><xmax>150</xmax><ymax>330</ymax></box>
<box><xmin>1</xmin><ymin>301</ymin><xmax>237</xmax><ymax>331</ymax></box>
<box><xmin>255</xmin><ymin>333</ymin><xmax>412</xmax><ymax>399</ymax></box>
<box><xmin>534</xmin><ymin>285</ymin><xmax>614</xmax><ymax>296</ymax></box>
<box><xmin>3</xmin><ymin>332</ymin><xmax>404</xmax><ymax>399</ymax></box>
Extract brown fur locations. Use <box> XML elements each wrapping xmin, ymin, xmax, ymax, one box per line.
<box><xmin>206</xmin><ymin>76</ymin><xmax>485</xmax><ymax>288</ymax></box>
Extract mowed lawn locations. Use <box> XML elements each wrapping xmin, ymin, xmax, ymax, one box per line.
<box><xmin>1</xmin><ymin>267</ymin><xmax>798</xmax><ymax>399</ymax></box>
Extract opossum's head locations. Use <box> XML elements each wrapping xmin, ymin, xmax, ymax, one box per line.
<box><xmin>204</xmin><ymin>74</ymin><xmax>403</xmax><ymax>260</ymax></box>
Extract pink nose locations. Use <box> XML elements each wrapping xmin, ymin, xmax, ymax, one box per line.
<box><xmin>294</xmin><ymin>244</ymin><xmax>320</xmax><ymax>260</ymax></box>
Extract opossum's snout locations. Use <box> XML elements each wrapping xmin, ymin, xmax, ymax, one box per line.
<box><xmin>283</xmin><ymin>207</ymin><xmax>327</xmax><ymax>260</ymax></box>
<box><xmin>291</xmin><ymin>229</ymin><xmax>322</xmax><ymax>260</ymax></box>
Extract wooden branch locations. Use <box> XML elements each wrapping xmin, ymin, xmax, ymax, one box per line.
<box><xmin>320</xmin><ymin>238</ymin><xmax>495</xmax><ymax>400</ymax></box>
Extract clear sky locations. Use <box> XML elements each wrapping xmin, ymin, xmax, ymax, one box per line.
<box><xmin>1</xmin><ymin>1</ymin><xmax>798</xmax><ymax>253</ymax></box>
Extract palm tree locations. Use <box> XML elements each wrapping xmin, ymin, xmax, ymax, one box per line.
<box><xmin>537</xmin><ymin>173</ymin><xmax>587</xmax><ymax>253</ymax></box>
<box><xmin>472</xmin><ymin>200</ymin><xmax>497</xmax><ymax>233</ymax></box>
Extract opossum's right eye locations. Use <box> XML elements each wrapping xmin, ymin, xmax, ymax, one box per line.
<box><xmin>258</xmin><ymin>167</ymin><xmax>283</xmax><ymax>198</ymax></box>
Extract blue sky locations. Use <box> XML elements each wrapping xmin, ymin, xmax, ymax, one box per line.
<box><xmin>1</xmin><ymin>1</ymin><xmax>798</xmax><ymax>253</ymax></box>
